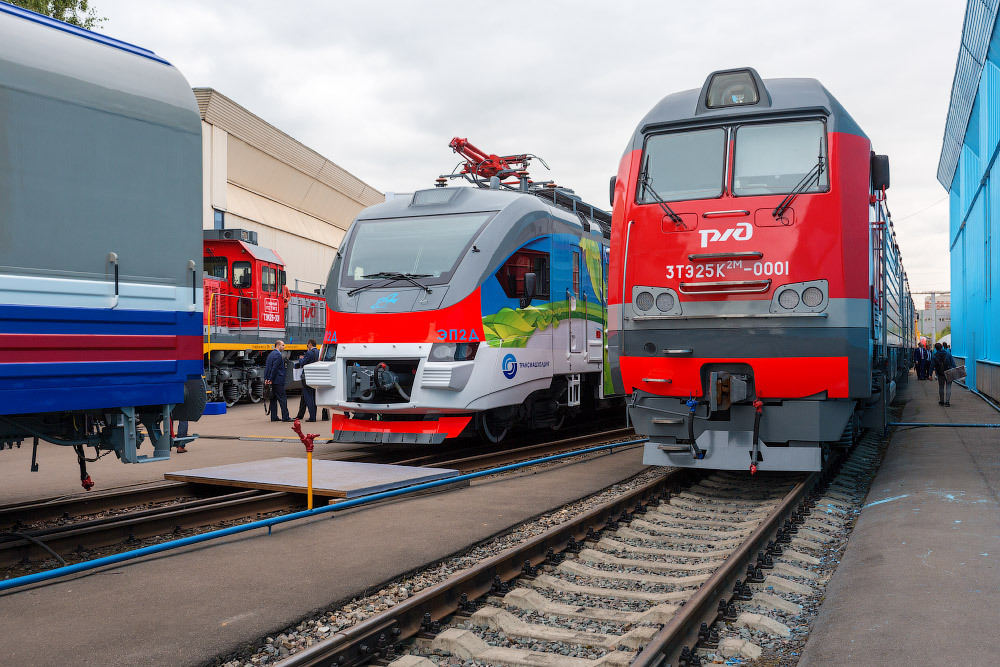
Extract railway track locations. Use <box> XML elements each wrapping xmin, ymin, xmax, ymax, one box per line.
<box><xmin>0</xmin><ymin>428</ymin><xmax>637</xmax><ymax>574</ymax></box>
<box><xmin>273</xmin><ymin>436</ymin><xmax>880</xmax><ymax>667</ymax></box>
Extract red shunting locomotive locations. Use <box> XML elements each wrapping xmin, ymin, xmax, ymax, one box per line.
<box><xmin>203</xmin><ymin>229</ymin><xmax>328</xmax><ymax>405</ymax></box>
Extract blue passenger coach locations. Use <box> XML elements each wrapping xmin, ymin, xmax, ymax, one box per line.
<box><xmin>0</xmin><ymin>3</ymin><xmax>205</xmax><ymax>486</ymax></box>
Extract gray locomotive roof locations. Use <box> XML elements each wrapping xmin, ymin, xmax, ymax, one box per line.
<box><xmin>357</xmin><ymin>186</ymin><xmax>600</xmax><ymax>231</ymax></box>
<box><xmin>0</xmin><ymin>6</ymin><xmax>200</xmax><ymax>134</ymax></box>
<box><xmin>239</xmin><ymin>241</ymin><xmax>284</xmax><ymax>266</ymax></box>
<box><xmin>630</xmin><ymin>77</ymin><xmax>866</xmax><ymax>148</ymax></box>
<box><xmin>358</xmin><ymin>187</ymin><xmax>528</xmax><ymax>220</ymax></box>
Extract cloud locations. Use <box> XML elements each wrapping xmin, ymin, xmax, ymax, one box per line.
<box><xmin>97</xmin><ymin>0</ymin><xmax>965</xmax><ymax>292</ymax></box>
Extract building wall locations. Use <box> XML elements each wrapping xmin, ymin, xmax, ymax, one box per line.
<box><xmin>941</xmin><ymin>6</ymin><xmax>1000</xmax><ymax>400</ymax></box>
<box><xmin>917</xmin><ymin>309</ymin><xmax>951</xmax><ymax>340</ymax></box>
<box><xmin>195</xmin><ymin>89</ymin><xmax>382</xmax><ymax>291</ymax></box>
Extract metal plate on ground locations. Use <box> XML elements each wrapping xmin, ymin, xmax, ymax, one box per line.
<box><xmin>165</xmin><ymin>458</ymin><xmax>460</xmax><ymax>498</ymax></box>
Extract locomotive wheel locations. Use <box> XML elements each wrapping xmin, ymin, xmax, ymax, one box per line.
<box><xmin>549</xmin><ymin>408</ymin><xmax>566</xmax><ymax>431</ymax></box>
<box><xmin>477</xmin><ymin>410</ymin><xmax>509</xmax><ymax>444</ymax></box>
<box><xmin>223</xmin><ymin>382</ymin><xmax>240</xmax><ymax>408</ymax></box>
<box><xmin>248</xmin><ymin>379</ymin><xmax>264</xmax><ymax>404</ymax></box>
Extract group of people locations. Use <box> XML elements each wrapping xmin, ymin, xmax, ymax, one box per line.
<box><xmin>171</xmin><ymin>338</ymin><xmax>320</xmax><ymax>455</ymax></box>
<box><xmin>264</xmin><ymin>338</ymin><xmax>320</xmax><ymax>422</ymax></box>
<box><xmin>914</xmin><ymin>340</ymin><xmax>958</xmax><ymax>406</ymax></box>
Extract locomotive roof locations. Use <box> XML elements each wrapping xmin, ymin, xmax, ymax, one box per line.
<box><xmin>0</xmin><ymin>3</ymin><xmax>168</xmax><ymax>64</ymax></box>
<box><xmin>357</xmin><ymin>186</ymin><xmax>609</xmax><ymax>237</ymax></box>
<box><xmin>0</xmin><ymin>4</ymin><xmax>199</xmax><ymax>134</ymax></box>
<box><xmin>633</xmin><ymin>76</ymin><xmax>866</xmax><ymax>143</ymax></box>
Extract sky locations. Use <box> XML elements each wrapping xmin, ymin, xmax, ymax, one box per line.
<box><xmin>97</xmin><ymin>0</ymin><xmax>967</xmax><ymax>295</ymax></box>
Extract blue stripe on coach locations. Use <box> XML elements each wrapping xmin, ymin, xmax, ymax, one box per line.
<box><xmin>0</xmin><ymin>360</ymin><xmax>203</xmax><ymax>416</ymax></box>
<box><xmin>0</xmin><ymin>305</ymin><xmax>203</xmax><ymax>336</ymax></box>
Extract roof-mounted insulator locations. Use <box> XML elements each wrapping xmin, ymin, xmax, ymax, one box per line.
<box><xmin>434</xmin><ymin>177</ymin><xmax>448</xmax><ymax>188</ymax></box>
<box><xmin>517</xmin><ymin>170</ymin><xmax>530</xmax><ymax>192</ymax></box>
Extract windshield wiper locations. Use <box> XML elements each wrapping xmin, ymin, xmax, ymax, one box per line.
<box><xmin>772</xmin><ymin>140</ymin><xmax>826</xmax><ymax>220</ymax></box>
<box><xmin>348</xmin><ymin>272</ymin><xmax>433</xmax><ymax>297</ymax></box>
<box><xmin>639</xmin><ymin>155</ymin><xmax>685</xmax><ymax>227</ymax></box>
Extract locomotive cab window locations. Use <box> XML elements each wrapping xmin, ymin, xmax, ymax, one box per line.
<box><xmin>232</xmin><ymin>261</ymin><xmax>251</xmax><ymax>289</ymax></box>
<box><xmin>204</xmin><ymin>256</ymin><xmax>227</xmax><ymax>280</ymax></box>
<box><xmin>496</xmin><ymin>249</ymin><xmax>549</xmax><ymax>300</ymax></box>
<box><xmin>733</xmin><ymin>120</ymin><xmax>829</xmax><ymax>196</ymax></box>
<box><xmin>638</xmin><ymin>128</ymin><xmax>726</xmax><ymax>202</ymax></box>
<box><xmin>262</xmin><ymin>266</ymin><xmax>277</xmax><ymax>293</ymax></box>
<box><xmin>343</xmin><ymin>212</ymin><xmax>494</xmax><ymax>286</ymax></box>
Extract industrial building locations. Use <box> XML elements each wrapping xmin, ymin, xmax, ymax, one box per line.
<box><xmin>195</xmin><ymin>88</ymin><xmax>383</xmax><ymax>293</ymax></box>
<box><xmin>938</xmin><ymin>1</ymin><xmax>1000</xmax><ymax>402</ymax></box>
<box><xmin>916</xmin><ymin>293</ymin><xmax>951</xmax><ymax>342</ymax></box>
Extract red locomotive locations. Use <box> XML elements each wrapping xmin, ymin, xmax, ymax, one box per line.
<box><xmin>202</xmin><ymin>229</ymin><xmax>328</xmax><ymax>405</ymax></box>
<box><xmin>608</xmin><ymin>68</ymin><xmax>914</xmax><ymax>472</ymax></box>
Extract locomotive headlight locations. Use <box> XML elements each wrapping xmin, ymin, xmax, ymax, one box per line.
<box><xmin>635</xmin><ymin>291</ymin><xmax>654</xmax><ymax>311</ymax></box>
<box><xmin>655</xmin><ymin>292</ymin><xmax>675</xmax><ymax>312</ymax></box>
<box><xmin>428</xmin><ymin>342</ymin><xmax>479</xmax><ymax>361</ymax></box>
<box><xmin>778</xmin><ymin>289</ymin><xmax>800</xmax><ymax>309</ymax></box>
<box><xmin>429</xmin><ymin>342</ymin><xmax>457</xmax><ymax>361</ymax></box>
<box><xmin>802</xmin><ymin>286</ymin><xmax>824</xmax><ymax>307</ymax></box>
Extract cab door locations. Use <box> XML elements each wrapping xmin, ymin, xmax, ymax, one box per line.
<box><xmin>260</xmin><ymin>264</ymin><xmax>283</xmax><ymax>329</ymax></box>
<box><xmin>232</xmin><ymin>260</ymin><xmax>255</xmax><ymax>328</ymax></box>
<box><xmin>568</xmin><ymin>248</ymin><xmax>584</xmax><ymax>355</ymax></box>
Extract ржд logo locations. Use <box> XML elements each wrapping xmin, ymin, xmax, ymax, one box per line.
<box><xmin>699</xmin><ymin>222</ymin><xmax>752</xmax><ymax>248</ymax></box>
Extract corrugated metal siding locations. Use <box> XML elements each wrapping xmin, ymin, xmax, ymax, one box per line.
<box><xmin>226</xmin><ymin>185</ymin><xmax>346</xmax><ymax>248</ymax></box>
<box><xmin>947</xmin><ymin>2</ymin><xmax>1000</xmax><ymax>394</ymax></box>
<box><xmin>951</xmin><ymin>211</ymin><xmax>966</xmax><ymax>356</ymax></box>
<box><xmin>938</xmin><ymin>0</ymin><xmax>1000</xmax><ymax>189</ymax></box>
<box><xmin>227</xmin><ymin>136</ymin><xmax>367</xmax><ymax>230</ymax></box>
<box><xmin>978</xmin><ymin>360</ymin><xmax>1000</xmax><ymax>402</ymax></box>
<box><xmin>193</xmin><ymin>87</ymin><xmax>383</xmax><ymax>208</ymax></box>
<box><xmin>986</xmin><ymin>62</ymin><xmax>1000</xmax><ymax>158</ymax></box>
<box><xmin>221</xmin><ymin>209</ymin><xmax>340</xmax><ymax>290</ymax></box>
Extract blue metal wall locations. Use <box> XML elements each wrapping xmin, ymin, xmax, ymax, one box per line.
<box><xmin>941</xmin><ymin>2</ymin><xmax>1000</xmax><ymax>399</ymax></box>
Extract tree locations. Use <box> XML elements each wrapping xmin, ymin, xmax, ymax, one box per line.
<box><xmin>8</xmin><ymin>1</ymin><xmax>105</xmax><ymax>30</ymax></box>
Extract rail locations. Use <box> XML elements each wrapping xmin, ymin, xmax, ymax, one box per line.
<box><xmin>0</xmin><ymin>438</ymin><xmax>646</xmax><ymax>593</ymax></box>
<box><xmin>632</xmin><ymin>473</ymin><xmax>816</xmax><ymax>666</ymax></box>
<box><xmin>281</xmin><ymin>470</ymin><xmax>693</xmax><ymax>667</ymax></box>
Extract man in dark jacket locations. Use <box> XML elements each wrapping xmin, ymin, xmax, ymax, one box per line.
<box><xmin>932</xmin><ymin>342</ymin><xmax>957</xmax><ymax>406</ymax></box>
<box><xmin>295</xmin><ymin>339</ymin><xmax>319</xmax><ymax>422</ymax></box>
<box><xmin>915</xmin><ymin>343</ymin><xmax>931</xmax><ymax>380</ymax></box>
<box><xmin>264</xmin><ymin>340</ymin><xmax>291</xmax><ymax>422</ymax></box>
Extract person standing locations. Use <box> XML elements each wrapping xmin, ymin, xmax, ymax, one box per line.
<box><xmin>915</xmin><ymin>343</ymin><xmax>930</xmax><ymax>380</ymax></box>
<box><xmin>264</xmin><ymin>340</ymin><xmax>292</xmax><ymax>422</ymax></box>
<box><xmin>295</xmin><ymin>339</ymin><xmax>319</xmax><ymax>422</ymax></box>
<box><xmin>175</xmin><ymin>420</ymin><xmax>189</xmax><ymax>453</ymax></box>
<box><xmin>933</xmin><ymin>342</ymin><xmax>957</xmax><ymax>407</ymax></box>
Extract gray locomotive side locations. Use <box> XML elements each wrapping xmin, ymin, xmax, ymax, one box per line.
<box><xmin>0</xmin><ymin>6</ymin><xmax>204</xmax><ymax>475</ymax></box>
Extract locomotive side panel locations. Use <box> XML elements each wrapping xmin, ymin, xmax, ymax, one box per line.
<box><xmin>0</xmin><ymin>6</ymin><xmax>204</xmax><ymax>473</ymax></box>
